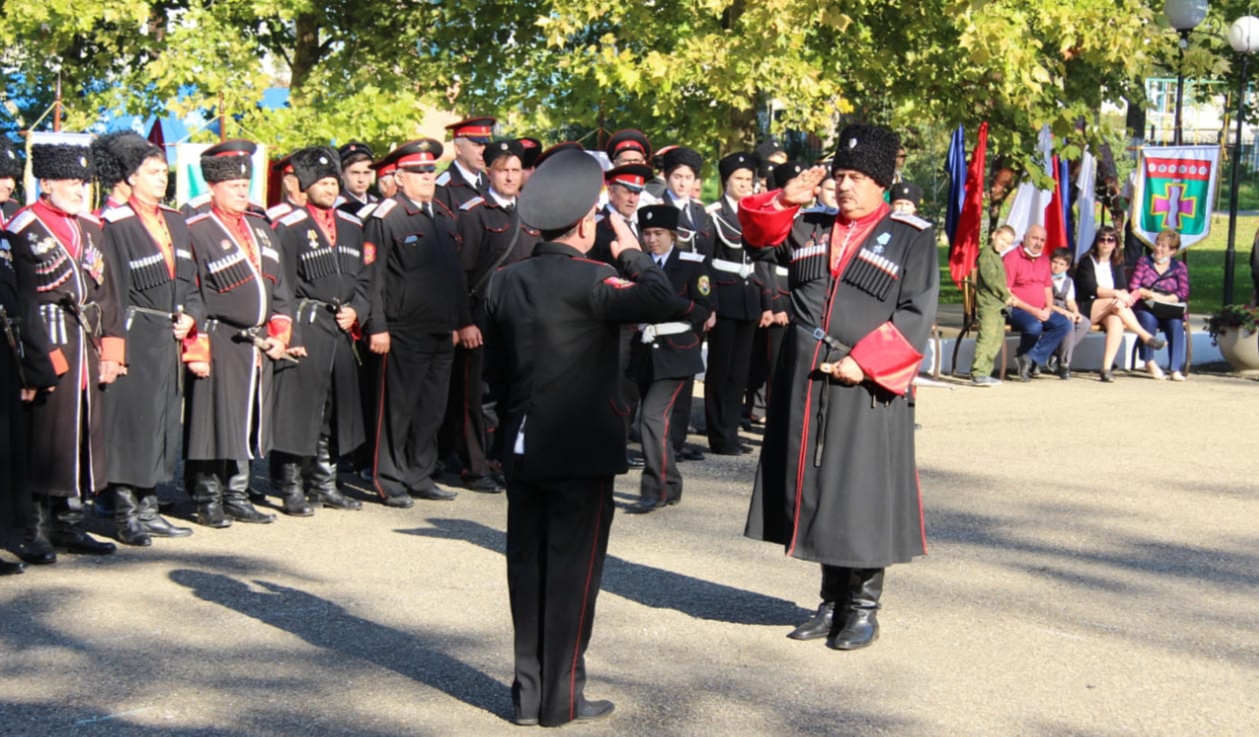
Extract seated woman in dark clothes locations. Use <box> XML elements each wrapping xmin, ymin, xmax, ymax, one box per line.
<box><xmin>1129</xmin><ymin>229</ymin><xmax>1190</xmax><ymax>381</ymax></box>
<box><xmin>1074</xmin><ymin>225</ymin><xmax>1166</xmax><ymax>382</ymax></box>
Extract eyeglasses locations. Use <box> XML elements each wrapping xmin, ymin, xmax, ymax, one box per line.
<box><xmin>1098</xmin><ymin>236</ymin><xmax>1117</xmax><ymax>243</ymax></box>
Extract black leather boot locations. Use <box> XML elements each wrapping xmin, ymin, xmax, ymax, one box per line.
<box><xmin>828</xmin><ymin>568</ymin><xmax>884</xmax><ymax>650</ymax></box>
<box><xmin>222</xmin><ymin>462</ymin><xmax>276</xmax><ymax>524</ymax></box>
<box><xmin>0</xmin><ymin>556</ymin><xmax>24</xmax><ymax>575</ymax></box>
<box><xmin>49</xmin><ymin>497</ymin><xmax>117</xmax><ymax>555</ymax></box>
<box><xmin>787</xmin><ymin>601</ymin><xmax>836</xmax><ymax>641</ymax></box>
<box><xmin>113</xmin><ymin>486</ymin><xmax>152</xmax><ymax>547</ymax></box>
<box><xmin>188</xmin><ymin>461</ymin><xmax>232</xmax><ymax>529</ymax></box>
<box><xmin>91</xmin><ymin>489</ymin><xmax>116</xmax><ymax>518</ymax></box>
<box><xmin>18</xmin><ymin>496</ymin><xmax>57</xmax><ymax>565</ymax></box>
<box><xmin>271</xmin><ymin>453</ymin><xmax>313</xmax><ymax>517</ymax></box>
<box><xmin>138</xmin><ymin>491</ymin><xmax>192</xmax><ymax>537</ymax></box>
<box><xmin>790</xmin><ymin>566</ymin><xmax>851</xmax><ymax>640</ymax></box>
<box><xmin>308</xmin><ymin>436</ymin><xmax>361</xmax><ymax>510</ymax></box>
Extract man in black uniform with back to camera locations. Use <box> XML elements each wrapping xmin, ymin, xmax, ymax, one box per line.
<box><xmin>483</xmin><ymin>149</ymin><xmax>690</xmax><ymax>727</ymax></box>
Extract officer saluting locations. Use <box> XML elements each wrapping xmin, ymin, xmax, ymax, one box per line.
<box><xmin>483</xmin><ymin>150</ymin><xmax>691</xmax><ymax>727</ymax></box>
<box><xmin>624</xmin><ymin>205</ymin><xmax>713</xmax><ymax>514</ymax></box>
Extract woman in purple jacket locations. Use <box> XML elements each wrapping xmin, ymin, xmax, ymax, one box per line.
<box><xmin>1129</xmin><ymin>229</ymin><xmax>1190</xmax><ymax>381</ymax></box>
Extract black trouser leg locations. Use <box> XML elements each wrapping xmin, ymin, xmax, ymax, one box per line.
<box><xmin>704</xmin><ymin>317</ymin><xmax>757</xmax><ymax>453</ymax></box>
<box><xmin>374</xmin><ymin>332</ymin><xmax>454</xmax><ymax>499</ymax></box>
<box><xmin>670</xmin><ymin>378</ymin><xmax>694</xmax><ymax>454</ymax></box>
<box><xmin>507</xmin><ymin>477</ymin><xmax>615</xmax><ymax>727</ymax></box>
<box><xmin>637</xmin><ymin>378</ymin><xmax>686</xmax><ymax>504</ymax></box>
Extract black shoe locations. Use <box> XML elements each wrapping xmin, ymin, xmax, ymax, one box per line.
<box><xmin>311</xmin><ymin>488</ymin><xmax>362</xmax><ymax>510</ymax></box>
<box><xmin>138</xmin><ymin>495</ymin><xmax>193</xmax><ymax>537</ymax></box>
<box><xmin>1058</xmin><ymin>362</ymin><xmax>1071</xmax><ymax>381</ymax></box>
<box><xmin>1100</xmin><ymin>369</ymin><xmax>1115</xmax><ymax>383</ymax></box>
<box><xmin>827</xmin><ymin>568</ymin><xmax>883</xmax><ymax>650</ymax></box>
<box><xmin>196</xmin><ymin>502</ymin><xmax>233</xmax><ymax>528</ymax></box>
<box><xmin>624</xmin><ymin>497</ymin><xmax>677</xmax><ymax>514</ymax></box>
<box><xmin>383</xmin><ymin>493</ymin><xmax>415</xmax><ymax>508</ymax></box>
<box><xmin>0</xmin><ymin>558</ymin><xmax>25</xmax><ymax>575</ymax></box>
<box><xmin>787</xmin><ymin>601</ymin><xmax>836</xmax><ymax>641</ymax></box>
<box><xmin>1015</xmin><ymin>354</ymin><xmax>1035</xmax><ymax>382</ymax></box>
<box><xmin>626</xmin><ymin>454</ymin><xmax>646</xmax><ymax>469</ymax></box>
<box><xmin>464</xmin><ymin>476</ymin><xmax>505</xmax><ymax>494</ymax></box>
<box><xmin>1146</xmin><ymin>336</ymin><xmax>1167</xmax><ymax>351</ymax></box>
<box><xmin>411</xmin><ymin>485</ymin><xmax>457</xmax><ymax>501</ymax></box>
<box><xmin>223</xmin><ymin>499</ymin><xmax>277</xmax><ymax>524</ymax></box>
<box><xmin>17</xmin><ymin>543</ymin><xmax>56</xmax><ymax>565</ymax></box>
<box><xmin>678</xmin><ymin>448</ymin><xmax>705</xmax><ymax>462</ymax></box>
<box><xmin>576</xmin><ymin>699</ymin><xmax>615</xmax><ymax>722</ymax></box>
<box><xmin>49</xmin><ymin>528</ymin><xmax>117</xmax><ymax>556</ymax></box>
<box><xmin>709</xmin><ymin>446</ymin><xmax>744</xmax><ymax>456</ymax></box>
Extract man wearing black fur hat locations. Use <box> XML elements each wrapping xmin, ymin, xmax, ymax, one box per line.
<box><xmin>660</xmin><ymin>146</ymin><xmax>714</xmax><ymax>257</ymax></box>
<box><xmin>268</xmin><ymin>146</ymin><xmax>370</xmax><ymax>516</ymax></box>
<box><xmin>483</xmin><ymin>149</ymin><xmax>689</xmax><ymax>727</ymax></box>
<box><xmin>92</xmin><ymin>131</ymin><xmax>142</xmax><ymax>214</ymax></box>
<box><xmin>183</xmin><ymin>139</ymin><xmax>293</xmax><ymax>528</ymax></box>
<box><xmin>4</xmin><ymin>142</ymin><xmax>123</xmax><ymax>563</ymax></box>
<box><xmin>96</xmin><ymin>131</ymin><xmax>198</xmax><ymax>545</ymax></box>
<box><xmin>0</xmin><ymin>138</ymin><xmax>22</xmax><ymax>228</ymax></box>
<box><xmin>739</xmin><ymin>124</ymin><xmax>939</xmax><ymax>651</ymax></box>
<box><xmin>442</xmin><ymin>139</ymin><xmax>539</xmax><ymax>494</ymax></box>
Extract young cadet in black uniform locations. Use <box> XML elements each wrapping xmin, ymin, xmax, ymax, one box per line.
<box><xmin>335</xmin><ymin>141</ymin><xmax>378</xmax><ymax>216</ymax></box>
<box><xmin>434</xmin><ymin>117</ymin><xmax>495</xmax><ymax>212</ymax></box>
<box><xmin>659</xmin><ymin>147</ymin><xmax>714</xmax><ymax>256</ymax></box>
<box><xmin>0</xmin><ymin>138</ymin><xmax>21</xmax><ymax>228</ymax></box>
<box><xmin>6</xmin><ymin>143</ymin><xmax>122</xmax><ymax>563</ymax></box>
<box><xmin>624</xmin><ymin>205</ymin><xmax>712</xmax><ymax>514</ymax></box>
<box><xmin>268</xmin><ymin>147</ymin><xmax>371</xmax><ymax>516</ymax></box>
<box><xmin>364</xmin><ymin>139</ymin><xmax>475</xmax><ymax>508</ymax></box>
<box><xmin>183</xmin><ymin>139</ymin><xmax>293</xmax><ymax>528</ymax></box>
<box><xmin>444</xmin><ymin>139</ymin><xmax>539</xmax><ymax>493</ymax></box>
<box><xmin>704</xmin><ymin>151</ymin><xmax>765</xmax><ymax>455</ymax></box>
<box><xmin>482</xmin><ymin>149</ymin><xmax>691</xmax><ymax>728</ymax></box>
<box><xmin>97</xmin><ymin>133</ymin><xmax>198</xmax><ymax>545</ymax></box>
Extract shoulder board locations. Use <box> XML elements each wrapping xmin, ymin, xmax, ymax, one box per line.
<box><xmin>678</xmin><ymin>251</ymin><xmax>706</xmax><ymax>263</ymax></box>
<box><xmin>79</xmin><ymin>213</ymin><xmax>101</xmax><ymax>226</ymax></box>
<box><xmin>6</xmin><ymin>210</ymin><xmax>35</xmax><ymax>233</ymax></box>
<box><xmin>102</xmin><ymin>205</ymin><xmax>136</xmax><ymax>223</ymax></box>
<box><xmin>435</xmin><ymin>171</ymin><xmax>452</xmax><ymax>187</ymax></box>
<box><xmin>336</xmin><ymin>209</ymin><xmax>362</xmax><ymax>226</ymax></box>
<box><xmin>371</xmin><ymin>198</ymin><xmax>398</xmax><ymax>219</ymax></box>
<box><xmin>705</xmin><ymin>201</ymin><xmax>722</xmax><ymax>215</ymax></box>
<box><xmin>266</xmin><ymin>203</ymin><xmax>294</xmax><ymax>221</ymax></box>
<box><xmin>333</xmin><ymin>195</ymin><xmax>346</xmax><ymax>207</ymax></box>
<box><xmin>889</xmin><ymin>211</ymin><xmax>931</xmax><ymax>231</ymax></box>
<box><xmin>356</xmin><ymin>203</ymin><xmax>377</xmax><ymax>220</ymax></box>
<box><xmin>186</xmin><ymin>213</ymin><xmax>211</xmax><ymax>226</ymax></box>
<box><xmin>279</xmin><ymin>209</ymin><xmax>309</xmax><ymax>227</ymax></box>
<box><xmin>187</xmin><ymin>193</ymin><xmax>211</xmax><ymax>208</ymax></box>
<box><xmin>460</xmin><ymin>196</ymin><xmax>485</xmax><ymax>212</ymax></box>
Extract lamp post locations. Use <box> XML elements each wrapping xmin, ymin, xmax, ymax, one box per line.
<box><xmin>1165</xmin><ymin>0</ymin><xmax>1208</xmax><ymax>145</ymax></box>
<box><xmin>1224</xmin><ymin>16</ymin><xmax>1259</xmax><ymax>306</ymax></box>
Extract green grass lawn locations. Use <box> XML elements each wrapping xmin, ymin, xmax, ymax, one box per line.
<box><xmin>936</xmin><ymin>213</ymin><xmax>1259</xmax><ymax>313</ymax></box>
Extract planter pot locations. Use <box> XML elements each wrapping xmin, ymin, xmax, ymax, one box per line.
<box><xmin>1216</xmin><ymin>326</ymin><xmax>1259</xmax><ymax>374</ymax></box>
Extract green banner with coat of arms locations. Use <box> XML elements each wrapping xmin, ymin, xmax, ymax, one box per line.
<box><xmin>1128</xmin><ymin>144</ymin><xmax>1221</xmax><ymax>249</ymax></box>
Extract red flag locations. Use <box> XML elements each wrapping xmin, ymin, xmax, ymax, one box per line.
<box><xmin>1043</xmin><ymin>154</ymin><xmax>1068</xmax><ymax>252</ymax></box>
<box><xmin>147</xmin><ymin>117</ymin><xmax>165</xmax><ymax>149</ymax></box>
<box><xmin>948</xmin><ymin>121</ymin><xmax>988</xmax><ymax>287</ymax></box>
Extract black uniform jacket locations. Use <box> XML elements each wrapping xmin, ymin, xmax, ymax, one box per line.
<box><xmin>664</xmin><ymin>193</ymin><xmax>715</xmax><ymax>258</ymax></box>
<box><xmin>589</xmin><ymin>206</ymin><xmax>639</xmax><ymax>268</ymax></box>
<box><xmin>483</xmin><ymin>244</ymin><xmax>691</xmax><ymax>482</ymax></box>
<box><xmin>100</xmin><ymin>202</ymin><xmax>203</xmax><ymax>487</ymax></box>
<box><xmin>457</xmin><ymin>194</ymin><xmax>541</xmax><ymax>326</ymax></box>
<box><xmin>708</xmin><ymin>196</ymin><xmax>767</xmax><ymax>321</ymax></box>
<box><xmin>628</xmin><ymin>248</ymin><xmax>713</xmax><ymax>382</ymax></box>
<box><xmin>363</xmin><ymin>195</ymin><xmax>471</xmax><ymax>336</ymax></box>
<box><xmin>435</xmin><ymin>164</ymin><xmax>487</xmax><ymax>214</ymax></box>
<box><xmin>268</xmin><ymin>205</ymin><xmax>371</xmax><ymax>456</ymax></box>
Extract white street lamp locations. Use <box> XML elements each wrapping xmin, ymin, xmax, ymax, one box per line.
<box><xmin>1164</xmin><ymin>0</ymin><xmax>1209</xmax><ymax>145</ymax></box>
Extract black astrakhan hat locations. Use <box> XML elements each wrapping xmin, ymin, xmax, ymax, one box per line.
<box><xmin>518</xmin><ymin>137</ymin><xmax>543</xmax><ymax>169</ymax></box>
<box><xmin>0</xmin><ymin>137</ymin><xmax>24</xmax><ymax>180</ymax></box>
<box><xmin>292</xmin><ymin>146</ymin><xmax>342</xmax><ymax>191</ymax></box>
<box><xmin>517</xmin><ymin>148</ymin><xmax>601</xmax><ymax>232</ymax></box>
<box><xmin>755</xmin><ymin>138</ymin><xmax>785</xmax><ymax>164</ymax></box>
<box><xmin>92</xmin><ymin>131</ymin><xmax>162</xmax><ymax>188</ymax></box>
<box><xmin>718</xmin><ymin>152</ymin><xmax>755</xmax><ymax>184</ymax></box>
<box><xmin>484</xmin><ymin>139</ymin><xmax>525</xmax><ymax>168</ymax></box>
<box><xmin>662</xmin><ymin>147</ymin><xmax>703</xmax><ymax>177</ymax></box>
<box><xmin>831</xmin><ymin>124</ymin><xmax>900</xmax><ymax>189</ymax></box>
<box><xmin>338</xmin><ymin>141</ymin><xmax>374</xmax><ymax>167</ymax></box>
<box><xmin>889</xmin><ymin>181</ymin><xmax>923</xmax><ymax>207</ymax></box>
<box><xmin>200</xmin><ymin>139</ymin><xmax>256</xmax><ymax>183</ymax></box>
<box><xmin>31</xmin><ymin>144</ymin><xmax>92</xmax><ymax>181</ymax></box>
<box><xmin>605</xmin><ymin>129</ymin><xmax>652</xmax><ymax>161</ymax></box>
<box><xmin>772</xmin><ymin>160</ymin><xmax>806</xmax><ymax>190</ymax></box>
<box><xmin>637</xmin><ymin>204</ymin><xmax>679</xmax><ymax>232</ymax></box>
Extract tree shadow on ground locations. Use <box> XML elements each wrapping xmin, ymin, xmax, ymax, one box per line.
<box><xmin>401</xmin><ymin>517</ymin><xmax>810</xmax><ymax>626</ymax></box>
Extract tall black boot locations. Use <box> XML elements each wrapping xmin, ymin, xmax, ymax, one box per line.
<box><xmin>188</xmin><ymin>460</ymin><xmax>231</xmax><ymax>529</ymax></box>
<box><xmin>308</xmin><ymin>436</ymin><xmax>361</xmax><ymax>510</ymax></box>
<box><xmin>18</xmin><ymin>496</ymin><xmax>56</xmax><ymax>565</ymax></box>
<box><xmin>112</xmin><ymin>486</ymin><xmax>152</xmax><ymax>547</ymax></box>
<box><xmin>222</xmin><ymin>461</ymin><xmax>275</xmax><ymax>524</ymax></box>
<box><xmin>270</xmin><ymin>453</ymin><xmax>313</xmax><ymax>517</ymax></box>
<box><xmin>788</xmin><ymin>565</ymin><xmax>851</xmax><ymax>641</ymax></box>
<box><xmin>49</xmin><ymin>497</ymin><xmax>117</xmax><ymax>555</ymax></box>
<box><xmin>828</xmin><ymin>567</ymin><xmax>884</xmax><ymax>650</ymax></box>
<box><xmin>138</xmin><ymin>489</ymin><xmax>192</xmax><ymax>538</ymax></box>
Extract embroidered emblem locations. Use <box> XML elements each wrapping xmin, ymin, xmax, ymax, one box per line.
<box><xmin>31</xmin><ymin>235</ymin><xmax>58</xmax><ymax>257</ymax></box>
<box><xmin>602</xmin><ymin>276</ymin><xmax>633</xmax><ymax>289</ymax></box>
<box><xmin>697</xmin><ymin>274</ymin><xmax>711</xmax><ymax>296</ymax></box>
<box><xmin>364</xmin><ymin>243</ymin><xmax>377</xmax><ymax>265</ymax></box>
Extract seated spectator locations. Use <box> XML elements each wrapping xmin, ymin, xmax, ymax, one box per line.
<box><xmin>1002</xmin><ymin>224</ymin><xmax>1072</xmax><ymax>381</ymax></box>
<box><xmin>1130</xmin><ymin>229</ymin><xmax>1190</xmax><ymax>381</ymax></box>
<box><xmin>971</xmin><ymin>225</ymin><xmax>1016</xmax><ymax>386</ymax></box>
<box><xmin>1074</xmin><ymin>225</ymin><xmax>1166</xmax><ymax>382</ymax></box>
<box><xmin>1048</xmin><ymin>248</ymin><xmax>1089</xmax><ymax>380</ymax></box>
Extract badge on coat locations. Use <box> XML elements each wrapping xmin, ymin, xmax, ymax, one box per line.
<box><xmin>364</xmin><ymin>243</ymin><xmax>377</xmax><ymax>265</ymax></box>
<box><xmin>308</xmin><ymin>229</ymin><xmax>320</xmax><ymax>248</ymax></box>
<box><xmin>697</xmin><ymin>274</ymin><xmax>711</xmax><ymax>296</ymax></box>
<box><xmin>602</xmin><ymin>276</ymin><xmax>633</xmax><ymax>289</ymax></box>
<box><xmin>82</xmin><ymin>239</ymin><xmax>106</xmax><ymax>285</ymax></box>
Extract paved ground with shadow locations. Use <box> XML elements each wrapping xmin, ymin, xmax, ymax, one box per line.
<box><xmin>1</xmin><ymin>368</ymin><xmax>1257</xmax><ymax>736</ymax></box>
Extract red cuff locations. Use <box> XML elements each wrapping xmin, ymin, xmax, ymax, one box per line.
<box><xmin>49</xmin><ymin>348</ymin><xmax>70</xmax><ymax>376</ymax></box>
<box><xmin>848</xmin><ymin>322</ymin><xmax>924</xmax><ymax>396</ymax></box>
<box><xmin>182</xmin><ymin>333</ymin><xmax>210</xmax><ymax>363</ymax></box>
<box><xmin>267</xmin><ymin>316</ymin><xmax>292</xmax><ymax>347</ymax></box>
<box><xmin>737</xmin><ymin>190</ymin><xmax>799</xmax><ymax>248</ymax></box>
<box><xmin>100</xmin><ymin>336</ymin><xmax>126</xmax><ymax>364</ymax></box>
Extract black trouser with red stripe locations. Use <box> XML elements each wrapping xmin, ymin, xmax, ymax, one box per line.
<box><xmin>439</xmin><ymin>343</ymin><xmax>493</xmax><ymax>479</ymax></box>
<box><xmin>637</xmin><ymin>377</ymin><xmax>687</xmax><ymax>503</ymax></box>
<box><xmin>507</xmin><ymin>476</ymin><xmax>614</xmax><ymax>727</ymax></box>
<box><xmin>704</xmin><ymin>317</ymin><xmax>757</xmax><ymax>452</ymax></box>
<box><xmin>373</xmin><ymin>330</ymin><xmax>453</xmax><ymax>500</ymax></box>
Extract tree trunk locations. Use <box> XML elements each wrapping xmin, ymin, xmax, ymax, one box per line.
<box><xmin>290</xmin><ymin>13</ymin><xmax>321</xmax><ymax>98</ymax></box>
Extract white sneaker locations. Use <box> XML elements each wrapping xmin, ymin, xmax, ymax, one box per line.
<box><xmin>1170</xmin><ymin>371</ymin><xmax>1186</xmax><ymax>382</ymax></box>
<box><xmin>1146</xmin><ymin>362</ymin><xmax>1166</xmax><ymax>380</ymax></box>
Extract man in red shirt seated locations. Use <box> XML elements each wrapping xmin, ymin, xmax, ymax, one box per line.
<box><xmin>1002</xmin><ymin>224</ymin><xmax>1071</xmax><ymax>381</ymax></box>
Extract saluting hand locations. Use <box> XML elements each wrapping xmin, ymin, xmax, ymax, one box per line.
<box><xmin>608</xmin><ymin>211</ymin><xmax>642</xmax><ymax>259</ymax></box>
<box><xmin>779</xmin><ymin>165</ymin><xmax>828</xmax><ymax>207</ymax></box>
<box><xmin>173</xmin><ymin>313</ymin><xmax>196</xmax><ymax>341</ymax></box>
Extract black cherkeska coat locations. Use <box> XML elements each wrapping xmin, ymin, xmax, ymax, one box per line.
<box><xmin>183</xmin><ymin>209</ymin><xmax>292</xmax><ymax>461</ymax></box>
<box><xmin>100</xmin><ymin>202</ymin><xmax>203</xmax><ymax>488</ymax></box>
<box><xmin>269</xmin><ymin>205</ymin><xmax>371</xmax><ymax>458</ymax></box>
<box><xmin>740</xmin><ymin>195</ymin><xmax>939</xmax><ymax>568</ymax></box>
<box><xmin>5</xmin><ymin>204</ymin><xmax>124</xmax><ymax>497</ymax></box>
